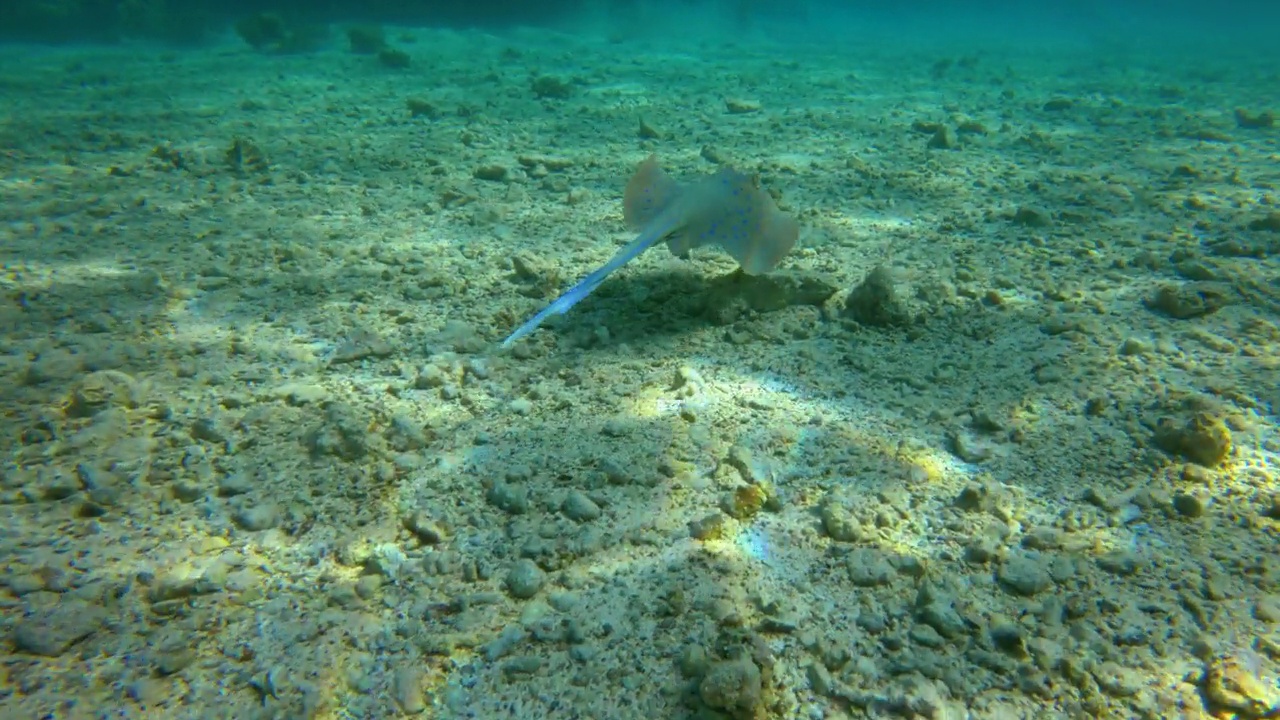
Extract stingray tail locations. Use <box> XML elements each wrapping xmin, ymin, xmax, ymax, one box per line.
<box><xmin>501</xmin><ymin>210</ymin><xmax>679</xmax><ymax>347</ymax></box>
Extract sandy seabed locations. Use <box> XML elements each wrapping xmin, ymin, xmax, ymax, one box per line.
<box><xmin>1</xmin><ymin>22</ymin><xmax>1280</xmax><ymax>720</ymax></box>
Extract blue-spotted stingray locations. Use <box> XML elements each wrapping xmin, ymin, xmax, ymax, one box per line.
<box><xmin>502</xmin><ymin>154</ymin><xmax>799</xmax><ymax>347</ymax></box>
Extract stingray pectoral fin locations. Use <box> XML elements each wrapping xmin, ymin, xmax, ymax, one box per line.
<box><xmin>733</xmin><ymin>210</ymin><xmax>800</xmax><ymax>275</ymax></box>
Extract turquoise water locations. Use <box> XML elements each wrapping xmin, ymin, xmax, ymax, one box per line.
<box><xmin>1</xmin><ymin>3</ymin><xmax>1279</xmax><ymax>719</ymax></box>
